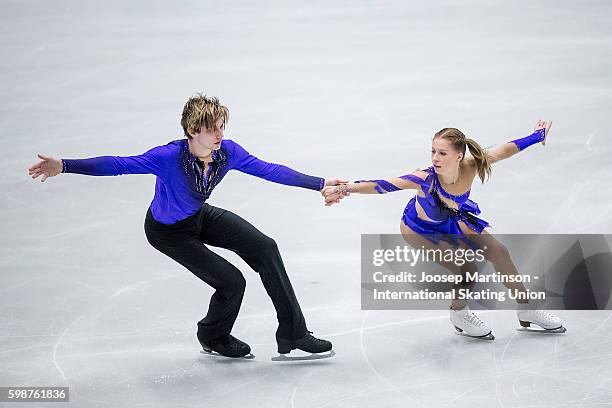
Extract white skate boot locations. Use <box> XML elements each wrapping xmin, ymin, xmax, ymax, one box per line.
<box><xmin>516</xmin><ymin>305</ymin><xmax>566</xmax><ymax>334</ymax></box>
<box><xmin>450</xmin><ymin>306</ymin><xmax>494</xmax><ymax>340</ymax></box>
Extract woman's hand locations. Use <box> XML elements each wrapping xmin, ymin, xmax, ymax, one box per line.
<box><xmin>534</xmin><ymin>120</ymin><xmax>553</xmax><ymax>145</ymax></box>
<box><xmin>28</xmin><ymin>154</ymin><xmax>62</xmax><ymax>182</ymax></box>
<box><xmin>321</xmin><ymin>184</ymin><xmax>350</xmax><ymax>206</ymax></box>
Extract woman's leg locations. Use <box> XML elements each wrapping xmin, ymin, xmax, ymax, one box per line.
<box><xmin>458</xmin><ymin>223</ymin><xmax>565</xmax><ymax>332</ymax></box>
<box><xmin>399</xmin><ymin>222</ymin><xmax>478</xmax><ymax>310</ymax></box>
<box><xmin>457</xmin><ymin>223</ymin><xmax>528</xmax><ymax>302</ymax></box>
<box><xmin>400</xmin><ymin>221</ymin><xmax>492</xmax><ymax>338</ymax></box>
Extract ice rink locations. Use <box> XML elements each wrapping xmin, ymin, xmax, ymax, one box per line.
<box><xmin>2</xmin><ymin>1</ymin><xmax>612</xmax><ymax>407</ymax></box>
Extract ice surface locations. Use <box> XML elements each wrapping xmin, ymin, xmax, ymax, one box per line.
<box><xmin>2</xmin><ymin>1</ymin><xmax>612</xmax><ymax>407</ymax></box>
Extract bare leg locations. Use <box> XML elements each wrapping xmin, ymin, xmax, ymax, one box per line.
<box><xmin>450</xmin><ymin>263</ymin><xmax>478</xmax><ymax>310</ymax></box>
<box><xmin>399</xmin><ymin>222</ymin><xmax>478</xmax><ymax>310</ymax></box>
<box><xmin>457</xmin><ymin>222</ymin><xmax>528</xmax><ymax>303</ymax></box>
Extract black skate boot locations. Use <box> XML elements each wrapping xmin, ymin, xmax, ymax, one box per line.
<box><xmin>198</xmin><ymin>332</ymin><xmax>252</xmax><ymax>358</ymax></box>
<box><xmin>277</xmin><ymin>331</ymin><xmax>332</xmax><ymax>354</ymax></box>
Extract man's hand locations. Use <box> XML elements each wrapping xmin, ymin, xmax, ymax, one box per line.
<box><xmin>321</xmin><ymin>184</ymin><xmax>350</xmax><ymax>206</ymax></box>
<box><xmin>324</xmin><ymin>178</ymin><xmax>349</xmax><ymax>187</ymax></box>
<box><xmin>321</xmin><ymin>179</ymin><xmax>350</xmax><ymax>206</ymax></box>
<box><xmin>28</xmin><ymin>154</ymin><xmax>62</xmax><ymax>182</ymax></box>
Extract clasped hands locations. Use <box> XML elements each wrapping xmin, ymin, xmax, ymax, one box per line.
<box><xmin>321</xmin><ymin>179</ymin><xmax>351</xmax><ymax>206</ymax></box>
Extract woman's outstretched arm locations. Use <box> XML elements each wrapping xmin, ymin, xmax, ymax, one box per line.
<box><xmin>321</xmin><ymin>170</ymin><xmax>428</xmax><ymax>206</ymax></box>
<box><xmin>484</xmin><ymin>120</ymin><xmax>552</xmax><ymax>165</ymax></box>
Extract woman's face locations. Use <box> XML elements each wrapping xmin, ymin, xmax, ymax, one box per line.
<box><xmin>431</xmin><ymin>137</ymin><xmax>462</xmax><ymax>174</ymax></box>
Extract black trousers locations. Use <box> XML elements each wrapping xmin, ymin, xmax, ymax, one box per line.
<box><xmin>144</xmin><ymin>204</ymin><xmax>307</xmax><ymax>343</ymax></box>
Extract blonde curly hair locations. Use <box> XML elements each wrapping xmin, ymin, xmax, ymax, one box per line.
<box><xmin>181</xmin><ymin>93</ymin><xmax>229</xmax><ymax>139</ymax></box>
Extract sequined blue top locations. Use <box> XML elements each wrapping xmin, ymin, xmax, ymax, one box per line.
<box><xmin>62</xmin><ymin>139</ymin><xmax>325</xmax><ymax>224</ymax></box>
<box><xmin>355</xmin><ymin>166</ymin><xmax>489</xmax><ymax>249</ymax></box>
<box><xmin>400</xmin><ymin>167</ymin><xmax>489</xmax><ymax>234</ymax></box>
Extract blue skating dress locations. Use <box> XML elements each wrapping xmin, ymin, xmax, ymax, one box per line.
<box><xmin>361</xmin><ymin>166</ymin><xmax>490</xmax><ymax>247</ymax></box>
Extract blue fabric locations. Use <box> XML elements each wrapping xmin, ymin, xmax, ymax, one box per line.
<box><xmin>62</xmin><ymin>139</ymin><xmax>325</xmax><ymax>224</ymax></box>
<box><xmin>510</xmin><ymin>128</ymin><xmax>546</xmax><ymax>151</ymax></box>
<box><xmin>401</xmin><ymin>167</ymin><xmax>490</xmax><ymax>247</ymax></box>
<box><xmin>355</xmin><ymin>167</ymin><xmax>490</xmax><ymax>246</ymax></box>
<box><xmin>355</xmin><ymin>178</ymin><xmax>403</xmax><ymax>193</ymax></box>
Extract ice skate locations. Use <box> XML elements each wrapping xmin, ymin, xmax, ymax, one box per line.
<box><xmin>516</xmin><ymin>305</ymin><xmax>566</xmax><ymax>334</ymax></box>
<box><xmin>273</xmin><ymin>331</ymin><xmax>334</xmax><ymax>361</ymax></box>
<box><xmin>198</xmin><ymin>333</ymin><xmax>255</xmax><ymax>359</ymax></box>
<box><xmin>450</xmin><ymin>306</ymin><xmax>494</xmax><ymax>340</ymax></box>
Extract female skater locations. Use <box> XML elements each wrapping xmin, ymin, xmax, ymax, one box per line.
<box><xmin>28</xmin><ymin>94</ymin><xmax>343</xmax><ymax>357</ymax></box>
<box><xmin>322</xmin><ymin>121</ymin><xmax>566</xmax><ymax>340</ymax></box>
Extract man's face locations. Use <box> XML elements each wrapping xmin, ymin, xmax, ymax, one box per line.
<box><xmin>191</xmin><ymin>118</ymin><xmax>225</xmax><ymax>151</ymax></box>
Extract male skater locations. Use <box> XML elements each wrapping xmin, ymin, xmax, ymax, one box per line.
<box><xmin>28</xmin><ymin>94</ymin><xmax>344</xmax><ymax>357</ymax></box>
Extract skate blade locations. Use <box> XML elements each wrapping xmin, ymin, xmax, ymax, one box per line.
<box><xmin>454</xmin><ymin>331</ymin><xmax>495</xmax><ymax>341</ymax></box>
<box><xmin>271</xmin><ymin>350</ymin><xmax>336</xmax><ymax>362</ymax></box>
<box><xmin>517</xmin><ymin>326</ymin><xmax>566</xmax><ymax>334</ymax></box>
<box><xmin>200</xmin><ymin>349</ymin><xmax>256</xmax><ymax>360</ymax></box>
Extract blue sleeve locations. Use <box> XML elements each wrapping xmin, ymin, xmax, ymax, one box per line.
<box><xmin>354</xmin><ymin>179</ymin><xmax>402</xmax><ymax>194</ymax></box>
<box><xmin>61</xmin><ymin>144</ymin><xmax>172</xmax><ymax>177</ymax></box>
<box><xmin>226</xmin><ymin>139</ymin><xmax>325</xmax><ymax>191</ymax></box>
<box><xmin>510</xmin><ymin>129</ymin><xmax>546</xmax><ymax>151</ymax></box>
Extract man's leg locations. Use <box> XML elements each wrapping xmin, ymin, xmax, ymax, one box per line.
<box><xmin>198</xmin><ymin>205</ymin><xmax>307</xmax><ymax>340</ymax></box>
<box><xmin>144</xmin><ymin>209</ymin><xmax>246</xmax><ymax>346</ymax></box>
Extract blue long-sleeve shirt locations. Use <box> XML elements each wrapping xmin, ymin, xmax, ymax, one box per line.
<box><xmin>62</xmin><ymin>138</ymin><xmax>325</xmax><ymax>224</ymax></box>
